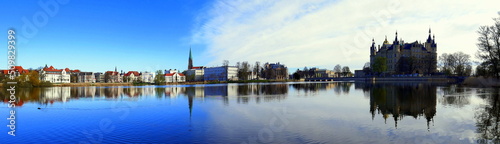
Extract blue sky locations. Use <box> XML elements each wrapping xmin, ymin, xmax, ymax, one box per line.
<box><xmin>1</xmin><ymin>0</ymin><xmax>500</xmax><ymax>73</ymax></box>
<box><xmin>1</xmin><ymin>0</ymin><xmax>211</xmax><ymax>72</ymax></box>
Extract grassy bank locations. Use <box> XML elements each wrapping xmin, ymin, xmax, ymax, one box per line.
<box><xmin>462</xmin><ymin>77</ymin><xmax>500</xmax><ymax>87</ymax></box>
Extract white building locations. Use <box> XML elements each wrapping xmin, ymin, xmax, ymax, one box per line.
<box><xmin>78</xmin><ymin>72</ymin><xmax>96</xmax><ymax>83</ymax></box>
<box><xmin>165</xmin><ymin>72</ymin><xmax>186</xmax><ymax>83</ymax></box>
<box><xmin>40</xmin><ymin>66</ymin><xmax>71</xmax><ymax>83</ymax></box>
<box><xmin>186</xmin><ymin>68</ymin><xmax>204</xmax><ymax>81</ymax></box>
<box><xmin>204</xmin><ymin>66</ymin><xmax>238</xmax><ymax>81</ymax></box>
<box><xmin>124</xmin><ymin>71</ymin><xmax>141</xmax><ymax>82</ymax></box>
<box><xmin>141</xmin><ymin>71</ymin><xmax>156</xmax><ymax>83</ymax></box>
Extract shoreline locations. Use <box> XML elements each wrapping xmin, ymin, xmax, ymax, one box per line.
<box><xmin>2</xmin><ymin>77</ymin><xmax>499</xmax><ymax>88</ymax></box>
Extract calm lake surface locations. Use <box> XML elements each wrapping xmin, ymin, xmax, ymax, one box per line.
<box><xmin>1</xmin><ymin>82</ymin><xmax>499</xmax><ymax>144</ymax></box>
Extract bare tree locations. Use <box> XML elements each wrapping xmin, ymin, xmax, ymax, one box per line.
<box><xmin>334</xmin><ymin>64</ymin><xmax>342</xmax><ymax>77</ymax></box>
<box><xmin>476</xmin><ymin>14</ymin><xmax>500</xmax><ymax>79</ymax></box>
<box><xmin>439</xmin><ymin>52</ymin><xmax>472</xmax><ymax>76</ymax></box>
<box><xmin>223</xmin><ymin>60</ymin><xmax>229</xmax><ymax>67</ymax></box>
<box><xmin>342</xmin><ymin>66</ymin><xmax>351</xmax><ymax>77</ymax></box>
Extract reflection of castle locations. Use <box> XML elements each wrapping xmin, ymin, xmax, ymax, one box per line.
<box><xmin>368</xmin><ymin>83</ymin><xmax>437</xmax><ymax>129</ymax></box>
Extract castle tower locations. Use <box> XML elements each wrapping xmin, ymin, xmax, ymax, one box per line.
<box><xmin>393</xmin><ymin>31</ymin><xmax>399</xmax><ymax>45</ymax></box>
<box><xmin>188</xmin><ymin>47</ymin><xmax>193</xmax><ymax>70</ymax></box>
<box><xmin>370</xmin><ymin>38</ymin><xmax>376</xmax><ymax>56</ymax></box>
<box><xmin>425</xmin><ymin>28</ymin><xmax>433</xmax><ymax>51</ymax></box>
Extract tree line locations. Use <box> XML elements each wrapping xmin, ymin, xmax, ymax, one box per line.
<box><xmin>476</xmin><ymin>13</ymin><xmax>500</xmax><ymax>79</ymax></box>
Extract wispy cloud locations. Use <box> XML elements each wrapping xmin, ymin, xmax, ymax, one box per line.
<box><xmin>192</xmin><ymin>0</ymin><xmax>500</xmax><ymax>70</ymax></box>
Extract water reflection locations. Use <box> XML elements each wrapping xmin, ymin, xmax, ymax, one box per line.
<box><xmin>358</xmin><ymin>83</ymin><xmax>437</xmax><ymax>129</ymax></box>
<box><xmin>475</xmin><ymin>88</ymin><xmax>500</xmax><ymax>143</ymax></box>
<box><xmin>439</xmin><ymin>85</ymin><xmax>474</xmax><ymax>108</ymax></box>
<box><xmin>2</xmin><ymin>82</ymin><xmax>500</xmax><ymax>143</ymax></box>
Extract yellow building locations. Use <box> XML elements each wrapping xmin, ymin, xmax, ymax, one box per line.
<box><xmin>370</xmin><ymin>29</ymin><xmax>437</xmax><ymax>74</ymax></box>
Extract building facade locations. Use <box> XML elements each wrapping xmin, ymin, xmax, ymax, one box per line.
<box><xmin>105</xmin><ymin>71</ymin><xmax>122</xmax><ymax>83</ymax></box>
<box><xmin>124</xmin><ymin>71</ymin><xmax>140</xmax><ymax>82</ymax></box>
<box><xmin>370</xmin><ymin>29</ymin><xmax>437</xmax><ymax>74</ymax></box>
<box><xmin>204</xmin><ymin>66</ymin><xmax>238</xmax><ymax>81</ymax></box>
<box><xmin>186</xmin><ymin>68</ymin><xmax>204</xmax><ymax>81</ymax></box>
<box><xmin>262</xmin><ymin>62</ymin><xmax>288</xmax><ymax>80</ymax></box>
<box><xmin>141</xmin><ymin>71</ymin><xmax>155</xmax><ymax>83</ymax></box>
<box><xmin>165</xmin><ymin>72</ymin><xmax>186</xmax><ymax>83</ymax></box>
<box><xmin>78</xmin><ymin>72</ymin><xmax>96</xmax><ymax>83</ymax></box>
<box><xmin>40</xmin><ymin>66</ymin><xmax>71</xmax><ymax>83</ymax></box>
<box><xmin>1</xmin><ymin>66</ymin><xmax>29</xmax><ymax>77</ymax></box>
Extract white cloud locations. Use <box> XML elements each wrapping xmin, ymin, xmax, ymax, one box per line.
<box><xmin>192</xmin><ymin>0</ymin><xmax>500</xmax><ymax>70</ymax></box>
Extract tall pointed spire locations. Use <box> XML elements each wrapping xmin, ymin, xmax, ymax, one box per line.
<box><xmin>115</xmin><ymin>66</ymin><xmax>117</xmax><ymax>72</ymax></box>
<box><xmin>394</xmin><ymin>31</ymin><xmax>399</xmax><ymax>45</ymax></box>
<box><xmin>189</xmin><ymin>46</ymin><xmax>192</xmax><ymax>60</ymax></box>
<box><xmin>427</xmin><ymin>27</ymin><xmax>432</xmax><ymax>43</ymax></box>
<box><xmin>188</xmin><ymin>46</ymin><xmax>193</xmax><ymax>70</ymax></box>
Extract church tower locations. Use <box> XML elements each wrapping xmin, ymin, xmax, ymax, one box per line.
<box><xmin>188</xmin><ymin>47</ymin><xmax>193</xmax><ymax>70</ymax></box>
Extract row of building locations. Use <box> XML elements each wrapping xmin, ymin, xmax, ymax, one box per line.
<box><xmin>3</xmin><ymin>48</ymin><xmax>291</xmax><ymax>84</ymax></box>
<box><xmin>2</xmin><ymin>63</ymin><xmax>288</xmax><ymax>84</ymax></box>
<box><xmin>1</xmin><ymin>65</ymin><xmax>186</xmax><ymax>84</ymax></box>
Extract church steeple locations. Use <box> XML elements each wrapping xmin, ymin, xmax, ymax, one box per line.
<box><xmin>188</xmin><ymin>47</ymin><xmax>193</xmax><ymax>69</ymax></box>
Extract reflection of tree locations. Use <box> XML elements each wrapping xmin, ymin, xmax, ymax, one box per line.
<box><xmin>369</xmin><ymin>83</ymin><xmax>437</xmax><ymax>129</ymax></box>
<box><xmin>291</xmin><ymin>83</ymin><xmax>352</xmax><ymax>95</ymax></box>
<box><xmin>439</xmin><ymin>86</ymin><xmax>472</xmax><ymax>108</ymax></box>
<box><xmin>475</xmin><ymin>88</ymin><xmax>500</xmax><ymax>143</ymax></box>
<box><xmin>236</xmin><ymin>84</ymin><xmax>288</xmax><ymax>103</ymax></box>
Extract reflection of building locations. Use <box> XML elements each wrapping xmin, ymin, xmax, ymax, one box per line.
<box><xmin>41</xmin><ymin>87</ymin><xmax>71</xmax><ymax>102</ymax></box>
<box><xmin>165</xmin><ymin>87</ymin><xmax>186</xmax><ymax>97</ymax></box>
<box><xmin>369</xmin><ymin>83</ymin><xmax>437</xmax><ymax>128</ymax></box>
<box><xmin>370</xmin><ymin>30</ymin><xmax>437</xmax><ymax>74</ymax></box>
<box><xmin>204</xmin><ymin>66</ymin><xmax>238</xmax><ymax>81</ymax></box>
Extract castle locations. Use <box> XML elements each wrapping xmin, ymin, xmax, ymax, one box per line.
<box><xmin>370</xmin><ymin>29</ymin><xmax>438</xmax><ymax>74</ymax></box>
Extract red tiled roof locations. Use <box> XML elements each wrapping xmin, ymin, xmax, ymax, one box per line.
<box><xmin>105</xmin><ymin>71</ymin><xmax>119</xmax><ymax>75</ymax></box>
<box><xmin>2</xmin><ymin>66</ymin><xmax>29</xmax><ymax>75</ymax></box>
<box><xmin>164</xmin><ymin>73</ymin><xmax>185</xmax><ymax>77</ymax></box>
<box><xmin>124</xmin><ymin>71</ymin><xmax>140</xmax><ymax>76</ymax></box>
<box><xmin>43</xmin><ymin>65</ymin><xmax>63</xmax><ymax>72</ymax></box>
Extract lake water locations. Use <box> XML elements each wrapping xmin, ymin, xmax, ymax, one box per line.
<box><xmin>1</xmin><ymin>82</ymin><xmax>499</xmax><ymax>144</ymax></box>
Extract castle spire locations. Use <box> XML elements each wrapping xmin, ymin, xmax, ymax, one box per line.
<box><xmin>427</xmin><ymin>28</ymin><xmax>432</xmax><ymax>43</ymax></box>
<box><xmin>394</xmin><ymin>31</ymin><xmax>398</xmax><ymax>44</ymax></box>
<box><xmin>383</xmin><ymin>35</ymin><xmax>389</xmax><ymax>44</ymax></box>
